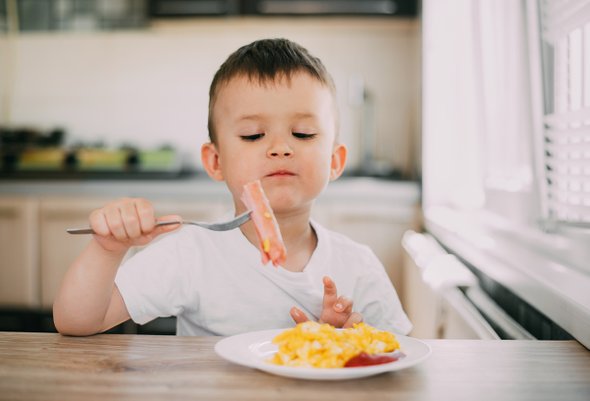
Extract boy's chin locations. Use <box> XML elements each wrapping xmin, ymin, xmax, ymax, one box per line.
<box><xmin>267</xmin><ymin>196</ymin><xmax>311</xmax><ymax>216</ymax></box>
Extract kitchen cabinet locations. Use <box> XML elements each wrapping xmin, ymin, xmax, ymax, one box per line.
<box><xmin>401</xmin><ymin>248</ymin><xmax>440</xmax><ymax>338</ymax></box>
<box><xmin>0</xmin><ymin>197</ymin><xmax>39</xmax><ymax>307</ymax></box>
<box><xmin>0</xmin><ymin>178</ymin><xmax>420</xmax><ymax>320</ymax></box>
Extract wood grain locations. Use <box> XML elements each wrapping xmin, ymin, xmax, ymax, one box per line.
<box><xmin>0</xmin><ymin>332</ymin><xmax>589</xmax><ymax>401</ymax></box>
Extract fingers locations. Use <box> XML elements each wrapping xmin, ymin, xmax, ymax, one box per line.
<box><xmin>103</xmin><ymin>202</ymin><xmax>128</xmax><ymax>241</ymax></box>
<box><xmin>334</xmin><ymin>295</ymin><xmax>353</xmax><ymax>314</ymax></box>
<box><xmin>293</xmin><ymin>277</ymin><xmax>360</xmax><ymax>329</ymax></box>
<box><xmin>90</xmin><ymin>198</ymin><xmax>164</xmax><ymax>241</ymax></box>
<box><xmin>89</xmin><ymin>208</ymin><xmax>111</xmax><ymax>237</ymax></box>
<box><xmin>153</xmin><ymin>215</ymin><xmax>183</xmax><ymax>236</ymax></box>
<box><xmin>290</xmin><ymin>307</ymin><xmax>310</xmax><ymax>324</ymax></box>
<box><xmin>120</xmin><ymin>200</ymin><xmax>141</xmax><ymax>239</ymax></box>
<box><xmin>323</xmin><ymin>276</ymin><xmax>353</xmax><ymax>313</ymax></box>
<box><xmin>322</xmin><ymin>276</ymin><xmax>338</xmax><ymax>310</ymax></box>
<box><xmin>342</xmin><ymin>312</ymin><xmax>363</xmax><ymax>329</ymax></box>
<box><xmin>136</xmin><ymin>198</ymin><xmax>156</xmax><ymax>233</ymax></box>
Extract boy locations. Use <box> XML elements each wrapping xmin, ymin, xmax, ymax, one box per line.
<box><xmin>53</xmin><ymin>38</ymin><xmax>412</xmax><ymax>337</ymax></box>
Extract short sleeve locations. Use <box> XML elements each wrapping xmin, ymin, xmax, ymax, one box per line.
<box><xmin>115</xmin><ymin>231</ymin><xmax>196</xmax><ymax>325</ymax></box>
<box><xmin>353</xmin><ymin>249</ymin><xmax>413</xmax><ymax>335</ymax></box>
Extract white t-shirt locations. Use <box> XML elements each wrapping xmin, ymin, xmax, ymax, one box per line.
<box><xmin>115</xmin><ymin>220</ymin><xmax>412</xmax><ymax>336</ymax></box>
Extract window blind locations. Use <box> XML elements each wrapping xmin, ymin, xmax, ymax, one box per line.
<box><xmin>540</xmin><ymin>0</ymin><xmax>590</xmax><ymax>226</ymax></box>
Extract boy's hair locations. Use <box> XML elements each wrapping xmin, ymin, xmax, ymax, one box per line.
<box><xmin>207</xmin><ymin>38</ymin><xmax>337</xmax><ymax>143</ymax></box>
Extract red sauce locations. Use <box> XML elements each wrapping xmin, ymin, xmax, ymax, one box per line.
<box><xmin>344</xmin><ymin>352</ymin><xmax>399</xmax><ymax>368</ymax></box>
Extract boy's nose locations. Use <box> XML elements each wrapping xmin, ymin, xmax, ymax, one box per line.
<box><xmin>267</xmin><ymin>143</ymin><xmax>293</xmax><ymax>158</ymax></box>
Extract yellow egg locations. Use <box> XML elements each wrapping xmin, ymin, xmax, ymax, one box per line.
<box><xmin>270</xmin><ymin>321</ymin><xmax>400</xmax><ymax>368</ymax></box>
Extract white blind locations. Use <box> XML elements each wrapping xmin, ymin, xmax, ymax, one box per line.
<box><xmin>540</xmin><ymin>0</ymin><xmax>590</xmax><ymax>226</ymax></box>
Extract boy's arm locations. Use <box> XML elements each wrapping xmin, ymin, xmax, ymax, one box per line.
<box><xmin>53</xmin><ymin>198</ymin><xmax>180</xmax><ymax>336</ymax></box>
<box><xmin>53</xmin><ymin>240</ymin><xmax>130</xmax><ymax>336</ymax></box>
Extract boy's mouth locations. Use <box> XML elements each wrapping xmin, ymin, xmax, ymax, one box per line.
<box><xmin>266</xmin><ymin>170</ymin><xmax>296</xmax><ymax>177</ymax></box>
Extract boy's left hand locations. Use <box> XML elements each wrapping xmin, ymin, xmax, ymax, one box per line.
<box><xmin>290</xmin><ymin>276</ymin><xmax>363</xmax><ymax>328</ymax></box>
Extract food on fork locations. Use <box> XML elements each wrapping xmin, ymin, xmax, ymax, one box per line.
<box><xmin>241</xmin><ymin>180</ymin><xmax>287</xmax><ymax>267</ymax></box>
<box><xmin>269</xmin><ymin>321</ymin><xmax>401</xmax><ymax>368</ymax></box>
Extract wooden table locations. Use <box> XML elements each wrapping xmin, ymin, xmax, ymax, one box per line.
<box><xmin>0</xmin><ymin>332</ymin><xmax>589</xmax><ymax>401</ymax></box>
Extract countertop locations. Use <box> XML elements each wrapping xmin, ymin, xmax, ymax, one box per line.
<box><xmin>0</xmin><ymin>332</ymin><xmax>588</xmax><ymax>401</ymax></box>
<box><xmin>0</xmin><ymin>176</ymin><xmax>420</xmax><ymax>204</ymax></box>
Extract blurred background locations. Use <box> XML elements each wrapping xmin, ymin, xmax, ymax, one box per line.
<box><xmin>0</xmin><ymin>0</ymin><xmax>420</xmax><ymax>179</ymax></box>
<box><xmin>0</xmin><ymin>0</ymin><xmax>422</xmax><ymax>335</ymax></box>
<box><xmin>1</xmin><ymin>0</ymin><xmax>589</xmax><ymax>350</ymax></box>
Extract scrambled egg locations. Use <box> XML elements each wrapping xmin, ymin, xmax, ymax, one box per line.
<box><xmin>270</xmin><ymin>321</ymin><xmax>400</xmax><ymax>368</ymax></box>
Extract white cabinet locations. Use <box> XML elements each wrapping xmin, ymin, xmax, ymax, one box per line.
<box><xmin>401</xmin><ymin>248</ymin><xmax>439</xmax><ymax>338</ymax></box>
<box><xmin>0</xmin><ymin>197</ymin><xmax>39</xmax><ymax>307</ymax></box>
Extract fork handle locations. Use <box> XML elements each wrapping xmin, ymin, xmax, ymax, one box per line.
<box><xmin>66</xmin><ymin>228</ymin><xmax>96</xmax><ymax>235</ymax></box>
<box><xmin>66</xmin><ymin>220</ymin><xmax>182</xmax><ymax>235</ymax></box>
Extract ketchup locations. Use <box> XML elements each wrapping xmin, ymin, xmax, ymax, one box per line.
<box><xmin>344</xmin><ymin>352</ymin><xmax>399</xmax><ymax>368</ymax></box>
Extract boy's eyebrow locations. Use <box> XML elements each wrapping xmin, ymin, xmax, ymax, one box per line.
<box><xmin>235</xmin><ymin>112</ymin><xmax>318</xmax><ymax>122</ymax></box>
<box><xmin>235</xmin><ymin>114</ymin><xmax>263</xmax><ymax>122</ymax></box>
<box><xmin>291</xmin><ymin>112</ymin><xmax>319</xmax><ymax>120</ymax></box>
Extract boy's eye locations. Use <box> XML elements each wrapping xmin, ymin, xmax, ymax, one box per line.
<box><xmin>292</xmin><ymin>132</ymin><xmax>317</xmax><ymax>139</ymax></box>
<box><xmin>240</xmin><ymin>133</ymin><xmax>265</xmax><ymax>141</ymax></box>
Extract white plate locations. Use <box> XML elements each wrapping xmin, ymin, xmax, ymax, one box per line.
<box><xmin>214</xmin><ymin>328</ymin><xmax>431</xmax><ymax>380</ymax></box>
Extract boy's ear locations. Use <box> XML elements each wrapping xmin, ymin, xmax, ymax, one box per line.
<box><xmin>201</xmin><ymin>142</ymin><xmax>224</xmax><ymax>181</ymax></box>
<box><xmin>329</xmin><ymin>143</ymin><xmax>347</xmax><ymax>181</ymax></box>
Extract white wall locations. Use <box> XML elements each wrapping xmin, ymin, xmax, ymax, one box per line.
<box><xmin>0</xmin><ymin>17</ymin><xmax>419</xmax><ymax>173</ymax></box>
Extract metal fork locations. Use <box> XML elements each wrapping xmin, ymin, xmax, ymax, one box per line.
<box><xmin>66</xmin><ymin>210</ymin><xmax>252</xmax><ymax>234</ymax></box>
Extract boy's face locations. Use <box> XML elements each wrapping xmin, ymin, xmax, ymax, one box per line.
<box><xmin>202</xmin><ymin>72</ymin><xmax>347</xmax><ymax>214</ymax></box>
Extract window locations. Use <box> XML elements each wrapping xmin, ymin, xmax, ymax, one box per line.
<box><xmin>422</xmin><ymin>0</ymin><xmax>536</xmax><ymax>221</ymax></box>
<box><xmin>421</xmin><ymin>0</ymin><xmax>590</xmax><ymax>273</ymax></box>
<box><xmin>537</xmin><ymin>0</ymin><xmax>590</xmax><ymax>227</ymax></box>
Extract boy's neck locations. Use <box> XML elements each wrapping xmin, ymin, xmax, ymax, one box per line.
<box><xmin>241</xmin><ymin>210</ymin><xmax>316</xmax><ymax>273</ymax></box>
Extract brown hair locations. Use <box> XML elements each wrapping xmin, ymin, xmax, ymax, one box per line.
<box><xmin>207</xmin><ymin>38</ymin><xmax>337</xmax><ymax>143</ymax></box>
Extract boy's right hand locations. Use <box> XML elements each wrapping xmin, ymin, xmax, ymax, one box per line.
<box><xmin>89</xmin><ymin>198</ymin><xmax>181</xmax><ymax>253</ymax></box>
<box><xmin>290</xmin><ymin>276</ymin><xmax>363</xmax><ymax>329</ymax></box>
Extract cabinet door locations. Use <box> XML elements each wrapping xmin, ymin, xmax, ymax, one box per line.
<box><xmin>39</xmin><ymin>197</ymin><xmax>231</xmax><ymax>308</ymax></box>
<box><xmin>321</xmin><ymin>202</ymin><xmax>419</xmax><ymax>298</ymax></box>
<box><xmin>0</xmin><ymin>197</ymin><xmax>39</xmax><ymax>307</ymax></box>
<box><xmin>401</xmin><ymin>249</ymin><xmax>441</xmax><ymax>338</ymax></box>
